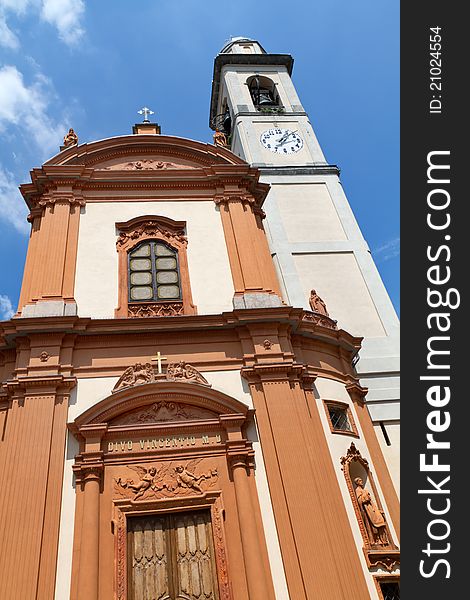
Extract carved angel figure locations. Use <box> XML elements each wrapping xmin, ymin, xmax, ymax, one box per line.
<box><xmin>354</xmin><ymin>477</ymin><xmax>389</xmax><ymax>546</ymax></box>
<box><xmin>118</xmin><ymin>466</ymin><xmax>157</xmax><ymax>500</ymax></box>
<box><xmin>63</xmin><ymin>128</ymin><xmax>78</xmax><ymax>147</ymax></box>
<box><xmin>166</xmin><ymin>361</ymin><xmax>209</xmax><ymax>385</ymax></box>
<box><xmin>115</xmin><ymin>460</ymin><xmax>218</xmax><ymax>500</ymax></box>
<box><xmin>309</xmin><ymin>289</ymin><xmax>329</xmax><ymax>317</ymax></box>
<box><xmin>114</xmin><ymin>362</ymin><xmax>154</xmax><ymax>391</ymax></box>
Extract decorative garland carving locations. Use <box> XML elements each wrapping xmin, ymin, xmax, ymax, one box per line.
<box><xmin>341</xmin><ymin>442</ymin><xmax>399</xmax><ymax>571</ymax></box>
<box><xmin>112</xmin><ymin>362</ymin><xmax>210</xmax><ymax>393</ymax></box>
<box><xmin>116</xmin><ymin>221</ymin><xmax>187</xmax><ymax>249</ymax></box>
<box><xmin>212</xmin><ymin>500</ymin><xmax>232</xmax><ymax>600</ymax></box>
<box><xmin>114</xmin><ymin>460</ymin><xmax>218</xmax><ymax>501</ymax></box>
<box><xmin>116</xmin><ymin>510</ymin><xmax>126</xmax><ymax>600</ymax></box>
<box><xmin>127</xmin><ymin>301</ymin><xmax>184</xmax><ymax>318</ymax></box>
<box><xmin>303</xmin><ymin>311</ymin><xmax>338</xmax><ymax>330</ymax></box>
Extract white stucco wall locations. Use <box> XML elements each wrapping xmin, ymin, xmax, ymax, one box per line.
<box><xmin>276</xmin><ymin>183</ymin><xmax>347</xmax><ymax>242</ymax></box>
<box><xmin>293</xmin><ymin>252</ymin><xmax>386</xmax><ymax>337</ymax></box>
<box><xmin>74</xmin><ymin>201</ymin><xmax>234</xmax><ymax>319</ymax></box>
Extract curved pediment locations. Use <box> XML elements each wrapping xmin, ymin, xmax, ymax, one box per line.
<box><xmin>72</xmin><ymin>380</ymin><xmax>251</xmax><ymax>429</ymax></box>
<box><xmin>43</xmin><ymin>134</ymin><xmax>247</xmax><ymax>170</ymax></box>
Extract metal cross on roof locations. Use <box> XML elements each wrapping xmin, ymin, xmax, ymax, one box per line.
<box><xmin>137</xmin><ymin>106</ymin><xmax>154</xmax><ymax>123</ymax></box>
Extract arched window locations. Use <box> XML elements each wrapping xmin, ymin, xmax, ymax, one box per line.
<box><xmin>115</xmin><ymin>215</ymin><xmax>196</xmax><ymax>318</ymax></box>
<box><xmin>129</xmin><ymin>241</ymin><xmax>181</xmax><ymax>303</ymax></box>
<box><xmin>247</xmin><ymin>75</ymin><xmax>281</xmax><ymax>109</ymax></box>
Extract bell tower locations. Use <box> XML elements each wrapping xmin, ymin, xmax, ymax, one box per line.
<box><xmin>210</xmin><ymin>37</ymin><xmax>400</xmax><ymax>489</ymax></box>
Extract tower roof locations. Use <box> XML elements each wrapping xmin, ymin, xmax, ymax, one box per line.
<box><xmin>209</xmin><ymin>40</ymin><xmax>294</xmax><ymax>129</ymax></box>
<box><xmin>219</xmin><ymin>36</ymin><xmax>267</xmax><ymax>54</ymax></box>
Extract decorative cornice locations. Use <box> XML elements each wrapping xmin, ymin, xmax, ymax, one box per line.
<box><xmin>241</xmin><ymin>362</ymin><xmax>305</xmax><ymax>382</ymax></box>
<box><xmin>2</xmin><ymin>374</ymin><xmax>77</xmax><ymax>395</ymax></box>
<box><xmin>257</xmin><ymin>164</ymin><xmax>341</xmax><ymax>176</ymax></box>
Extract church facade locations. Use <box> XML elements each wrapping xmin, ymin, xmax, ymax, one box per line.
<box><xmin>0</xmin><ymin>39</ymin><xmax>400</xmax><ymax>599</ymax></box>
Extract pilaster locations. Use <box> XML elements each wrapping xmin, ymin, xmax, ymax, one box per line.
<box><xmin>19</xmin><ymin>190</ymin><xmax>84</xmax><ymax>317</ymax></box>
<box><xmin>242</xmin><ymin>360</ymin><xmax>371</xmax><ymax>599</ymax></box>
<box><xmin>215</xmin><ymin>192</ymin><xmax>283</xmax><ymax>308</ymax></box>
<box><xmin>0</xmin><ymin>375</ymin><xmax>76</xmax><ymax>600</ymax></box>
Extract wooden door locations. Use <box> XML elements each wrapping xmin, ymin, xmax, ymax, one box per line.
<box><xmin>127</xmin><ymin>510</ymin><xmax>219</xmax><ymax>600</ymax></box>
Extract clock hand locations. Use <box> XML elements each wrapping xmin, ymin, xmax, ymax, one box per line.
<box><xmin>275</xmin><ymin>130</ymin><xmax>298</xmax><ymax>147</ymax></box>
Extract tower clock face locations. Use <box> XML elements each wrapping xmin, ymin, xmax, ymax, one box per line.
<box><xmin>260</xmin><ymin>128</ymin><xmax>304</xmax><ymax>154</ymax></box>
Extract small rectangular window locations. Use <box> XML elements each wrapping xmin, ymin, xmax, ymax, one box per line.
<box><xmin>323</xmin><ymin>401</ymin><xmax>358</xmax><ymax>437</ymax></box>
<box><xmin>376</xmin><ymin>579</ymin><xmax>400</xmax><ymax>600</ymax></box>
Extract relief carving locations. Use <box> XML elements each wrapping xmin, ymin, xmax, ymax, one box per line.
<box><xmin>127</xmin><ymin>301</ymin><xmax>184</xmax><ymax>318</ymax></box>
<box><xmin>112</xmin><ymin>362</ymin><xmax>210</xmax><ymax>392</ymax></box>
<box><xmin>303</xmin><ymin>311</ymin><xmax>338</xmax><ymax>330</ymax></box>
<box><xmin>167</xmin><ymin>361</ymin><xmax>210</xmax><ymax>386</ymax></box>
<box><xmin>117</xmin><ymin>222</ymin><xmax>187</xmax><ymax>249</ymax></box>
<box><xmin>113</xmin><ymin>363</ymin><xmax>154</xmax><ymax>391</ymax></box>
<box><xmin>102</xmin><ymin>160</ymin><xmax>195</xmax><ymax>170</ymax></box>
<box><xmin>112</xmin><ymin>400</ymin><xmax>215</xmax><ymax>425</ymax></box>
<box><xmin>115</xmin><ymin>460</ymin><xmax>218</xmax><ymax>501</ymax></box>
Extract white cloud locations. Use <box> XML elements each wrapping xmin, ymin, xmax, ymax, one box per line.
<box><xmin>41</xmin><ymin>0</ymin><xmax>85</xmax><ymax>45</ymax></box>
<box><xmin>0</xmin><ymin>65</ymin><xmax>67</xmax><ymax>156</ymax></box>
<box><xmin>0</xmin><ymin>165</ymin><xmax>29</xmax><ymax>234</ymax></box>
<box><xmin>0</xmin><ymin>294</ymin><xmax>15</xmax><ymax>320</ymax></box>
<box><xmin>373</xmin><ymin>237</ymin><xmax>400</xmax><ymax>262</ymax></box>
<box><xmin>0</xmin><ymin>0</ymin><xmax>85</xmax><ymax>48</ymax></box>
<box><xmin>0</xmin><ymin>13</ymin><xmax>19</xmax><ymax>49</ymax></box>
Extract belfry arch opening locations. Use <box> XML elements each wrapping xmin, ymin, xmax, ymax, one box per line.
<box><xmin>247</xmin><ymin>75</ymin><xmax>281</xmax><ymax>109</ymax></box>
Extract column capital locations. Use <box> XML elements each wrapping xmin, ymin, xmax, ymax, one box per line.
<box><xmin>346</xmin><ymin>380</ymin><xmax>368</xmax><ymax>405</ymax></box>
<box><xmin>226</xmin><ymin>440</ymin><xmax>255</xmax><ymax>473</ymax></box>
<box><xmin>73</xmin><ymin>453</ymin><xmax>104</xmax><ymax>486</ymax></box>
<box><xmin>36</xmin><ymin>192</ymin><xmax>85</xmax><ymax>209</ymax></box>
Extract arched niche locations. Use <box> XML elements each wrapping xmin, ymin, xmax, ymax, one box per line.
<box><xmin>340</xmin><ymin>442</ymin><xmax>400</xmax><ymax>572</ymax></box>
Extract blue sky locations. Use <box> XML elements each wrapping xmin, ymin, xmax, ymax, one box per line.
<box><xmin>0</xmin><ymin>0</ymin><xmax>399</xmax><ymax>320</ymax></box>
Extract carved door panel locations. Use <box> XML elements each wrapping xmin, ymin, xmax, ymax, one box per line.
<box><xmin>128</xmin><ymin>515</ymin><xmax>171</xmax><ymax>600</ymax></box>
<box><xmin>128</xmin><ymin>510</ymin><xmax>219</xmax><ymax>600</ymax></box>
<box><xmin>173</xmin><ymin>512</ymin><xmax>218</xmax><ymax>600</ymax></box>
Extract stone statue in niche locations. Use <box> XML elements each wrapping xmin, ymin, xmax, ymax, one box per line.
<box><xmin>354</xmin><ymin>477</ymin><xmax>389</xmax><ymax>546</ymax></box>
<box><xmin>63</xmin><ymin>128</ymin><xmax>78</xmax><ymax>147</ymax></box>
<box><xmin>309</xmin><ymin>289</ymin><xmax>329</xmax><ymax>317</ymax></box>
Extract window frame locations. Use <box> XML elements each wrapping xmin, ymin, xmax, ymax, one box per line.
<box><xmin>128</xmin><ymin>240</ymin><xmax>183</xmax><ymax>304</ymax></box>
<box><xmin>115</xmin><ymin>215</ymin><xmax>196</xmax><ymax>318</ymax></box>
<box><xmin>323</xmin><ymin>400</ymin><xmax>359</xmax><ymax>437</ymax></box>
<box><xmin>374</xmin><ymin>576</ymin><xmax>400</xmax><ymax>600</ymax></box>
